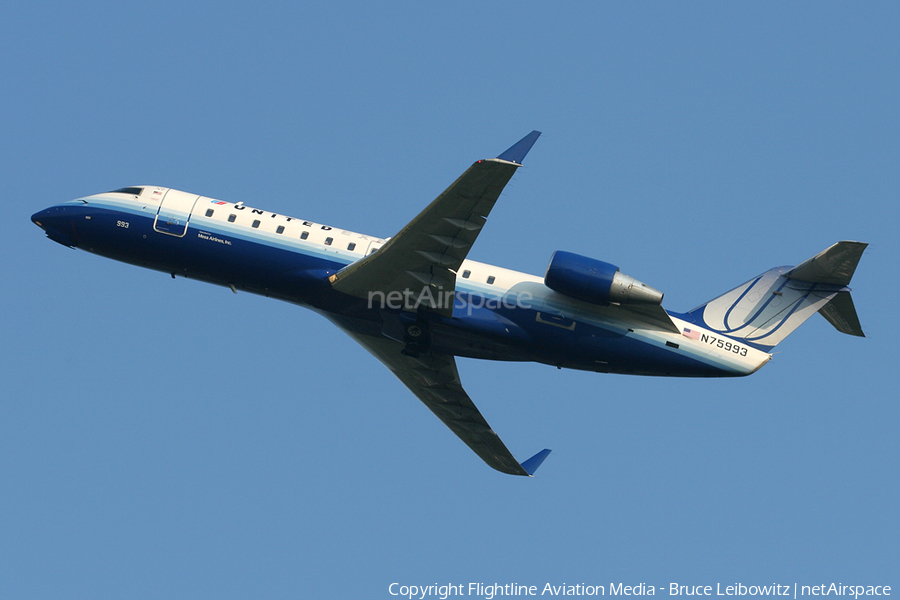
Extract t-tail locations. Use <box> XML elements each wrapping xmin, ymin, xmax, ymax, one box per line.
<box><xmin>683</xmin><ymin>241</ymin><xmax>867</xmax><ymax>352</ymax></box>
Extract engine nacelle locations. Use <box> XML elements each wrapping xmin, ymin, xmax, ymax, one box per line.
<box><xmin>544</xmin><ymin>251</ymin><xmax>664</xmax><ymax>306</ymax></box>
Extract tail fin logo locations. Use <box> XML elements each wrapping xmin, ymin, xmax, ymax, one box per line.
<box><xmin>688</xmin><ymin>242</ymin><xmax>866</xmax><ymax>351</ymax></box>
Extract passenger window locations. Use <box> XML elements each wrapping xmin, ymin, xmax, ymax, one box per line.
<box><xmin>205</xmin><ymin>209</ymin><xmax>214</xmax><ymax>217</ymax></box>
<box><xmin>276</xmin><ymin>225</ymin><xmax>285</xmax><ymax>234</ymax></box>
<box><xmin>228</xmin><ymin>214</ymin><xmax>236</xmax><ymax>223</ymax></box>
<box><xmin>486</xmin><ymin>276</ymin><xmax>495</xmax><ymax>285</ymax></box>
<box><xmin>300</xmin><ymin>231</ymin><xmax>309</xmax><ymax>240</ymax></box>
<box><xmin>252</xmin><ymin>220</ymin><xmax>260</xmax><ymax>228</ymax></box>
<box><xmin>347</xmin><ymin>242</ymin><xmax>356</xmax><ymax>251</ymax></box>
<box><xmin>324</xmin><ymin>237</ymin><xmax>333</xmax><ymax>246</ymax></box>
<box><xmin>462</xmin><ymin>270</ymin><xmax>471</xmax><ymax>279</ymax></box>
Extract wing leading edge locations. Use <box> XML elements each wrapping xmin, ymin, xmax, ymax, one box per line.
<box><xmin>328</xmin><ymin>131</ymin><xmax>541</xmax><ymax>316</ymax></box>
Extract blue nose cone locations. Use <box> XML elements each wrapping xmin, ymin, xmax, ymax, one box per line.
<box><xmin>30</xmin><ymin>209</ymin><xmax>47</xmax><ymax>227</ymax></box>
<box><xmin>32</xmin><ymin>206</ymin><xmax>79</xmax><ymax>247</ymax></box>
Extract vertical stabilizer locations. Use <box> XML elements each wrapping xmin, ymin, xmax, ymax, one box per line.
<box><xmin>684</xmin><ymin>242</ymin><xmax>866</xmax><ymax>351</ymax></box>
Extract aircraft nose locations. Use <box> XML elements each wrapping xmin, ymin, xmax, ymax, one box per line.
<box><xmin>31</xmin><ymin>209</ymin><xmax>47</xmax><ymax>227</ymax></box>
<box><xmin>32</xmin><ymin>206</ymin><xmax>79</xmax><ymax>247</ymax></box>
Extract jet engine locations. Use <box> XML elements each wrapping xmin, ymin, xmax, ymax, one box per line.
<box><xmin>544</xmin><ymin>251</ymin><xmax>663</xmax><ymax>306</ymax></box>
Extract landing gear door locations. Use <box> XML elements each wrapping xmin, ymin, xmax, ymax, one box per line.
<box><xmin>154</xmin><ymin>189</ymin><xmax>199</xmax><ymax>237</ymax></box>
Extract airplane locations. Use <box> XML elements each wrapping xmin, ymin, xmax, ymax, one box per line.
<box><xmin>31</xmin><ymin>131</ymin><xmax>867</xmax><ymax>476</ymax></box>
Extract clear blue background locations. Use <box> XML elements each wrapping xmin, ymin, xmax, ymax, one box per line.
<box><xmin>2</xmin><ymin>2</ymin><xmax>897</xmax><ymax>598</ymax></box>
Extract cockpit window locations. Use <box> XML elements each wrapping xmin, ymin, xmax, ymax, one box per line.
<box><xmin>109</xmin><ymin>187</ymin><xmax>143</xmax><ymax>196</ymax></box>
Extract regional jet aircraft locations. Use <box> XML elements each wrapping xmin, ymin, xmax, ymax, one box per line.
<box><xmin>31</xmin><ymin>131</ymin><xmax>866</xmax><ymax>476</ymax></box>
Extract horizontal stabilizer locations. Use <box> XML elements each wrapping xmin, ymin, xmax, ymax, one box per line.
<box><xmin>686</xmin><ymin>241</ymin><xmax>867</xmax><ymax>351</ymax></box>
<box><xmin>783</xmin><ymin>241</ymin><xmax>867</xmax><ymax>338</ymax></box>
<box><xmin>784</xmin><ymin>241</ymin><xmax>867</xmax><ymax>286</ymax></box>
<box><xmin>520</xmin><ymin>448</ymin><xmax>552</xmax><ymax>476</ymax></box>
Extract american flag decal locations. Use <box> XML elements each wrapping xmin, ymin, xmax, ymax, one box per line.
<box><xmin>682</xmin><ymin>328</ymin><xmax>701</xmax><ymax>340</ymax></box>
<box><xmin>210</xmin><ymin>200</ymin><xmax>227</xmax><ymax>205</ymax></box>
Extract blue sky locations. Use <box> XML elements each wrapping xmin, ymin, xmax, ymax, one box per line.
<box><xmin>2</xmin><ymin>2</ymin><xmax>898</xmax><ymax>598</ymax></box>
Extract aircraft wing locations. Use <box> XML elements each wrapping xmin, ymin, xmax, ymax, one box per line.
<box><xmin>335</xmin><ymin>325</ymin><xmax>550</xmax><ymax>476</ymax></box>
<box><xmin>328</xmin><ymin>131</ymin><xmax>541</xmax><ymax>316</ymax></box>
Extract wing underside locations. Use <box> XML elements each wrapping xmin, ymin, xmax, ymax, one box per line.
<box><xmin>336</xmin><ymin>326</ymin><xmax>537</xmax><ymax>475</ymax></box>
<box><xmin>324</xmin><ymin>132</ymin><xmax>549</xmax><ymax>475</ymax></box>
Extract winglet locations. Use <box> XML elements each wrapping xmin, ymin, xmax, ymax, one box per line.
<box><xmin>520</xmin><ymin>448</ymin><xmax>552</xmax><ymax>476</ymax></box>
<box><xmin>496</xmin><ymin>130</ymin><xmax>542</xmax><ymax>164</ymax></box>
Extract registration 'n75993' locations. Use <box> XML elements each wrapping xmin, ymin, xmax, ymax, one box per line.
<box><xmin>701</xmin><ymin>334</ymin><xmax>749</xmax><ymax>357</ymax></box>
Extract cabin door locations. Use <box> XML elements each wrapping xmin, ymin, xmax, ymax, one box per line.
<box><xmin>154</xmin><ymin>189</ymin><xmax>200</xmax><ymax>237</ymax></box>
